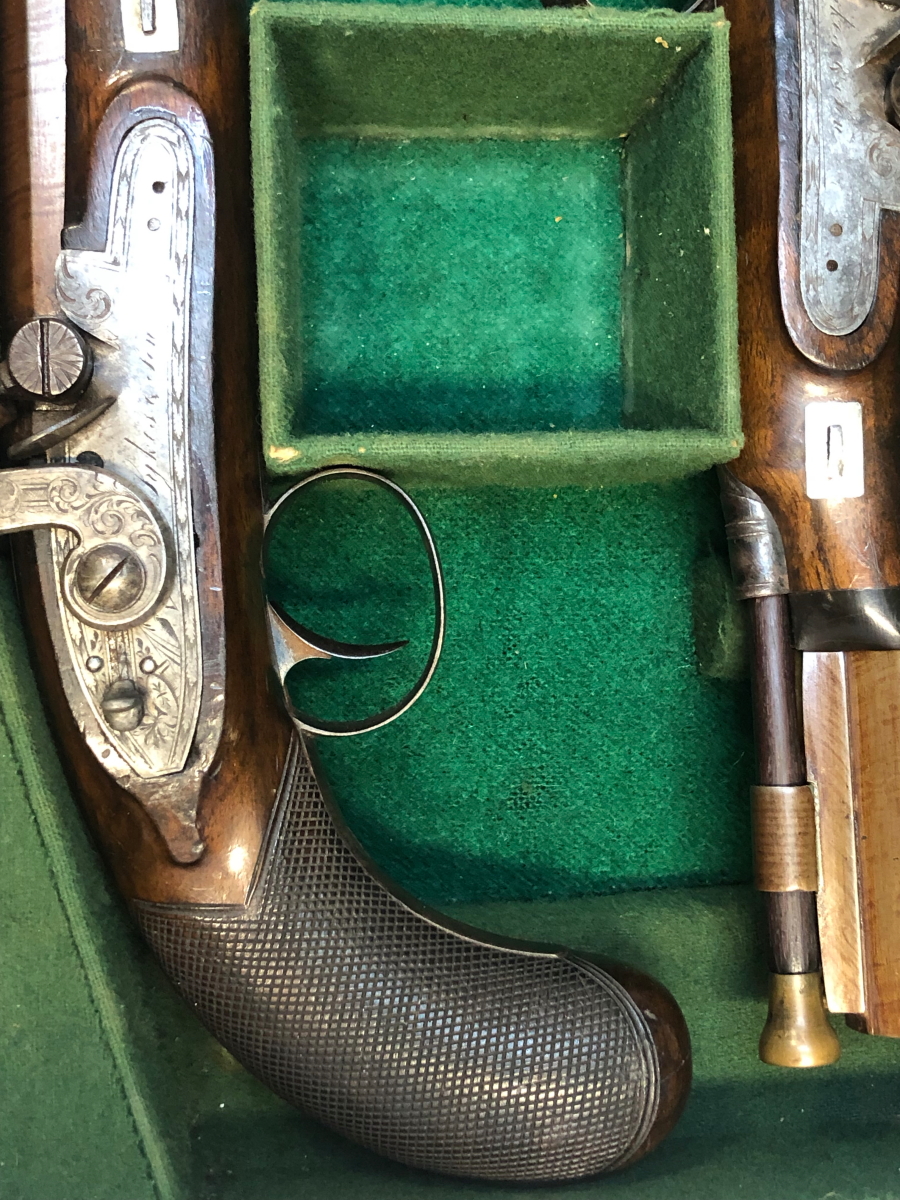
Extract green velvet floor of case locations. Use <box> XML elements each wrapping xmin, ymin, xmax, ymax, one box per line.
<box><xmin>267</xmin><ymin>473</ymin><xmax>755</xmax><ymax>904</ymax></box>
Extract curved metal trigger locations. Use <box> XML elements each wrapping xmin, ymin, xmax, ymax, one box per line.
<box><xmin>263</xmin><ymin>466</ymin><xmax>445</xmax><ymax>737</ymax></box>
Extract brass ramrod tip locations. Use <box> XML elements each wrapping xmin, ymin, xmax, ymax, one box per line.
<box><xmin>759</xmin><ymin>972</ymin><xmax>841</xmax><ymax>1068</ymax></box>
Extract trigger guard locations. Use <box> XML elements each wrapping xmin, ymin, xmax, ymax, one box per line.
<box><xmin>263</xmin><ymin>466</ymin><xmax>445</xmax><ymax>737</ymax></box>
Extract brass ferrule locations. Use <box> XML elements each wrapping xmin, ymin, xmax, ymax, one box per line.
<box><xmin>759</xmin><ymin>972</ymin><xmax>841</xmax><ymax>1068</ymax></box>
<box><xmin>752</xmin><ymin>784</ymin><xmax>818</xmax><ymax>892</ymax></box>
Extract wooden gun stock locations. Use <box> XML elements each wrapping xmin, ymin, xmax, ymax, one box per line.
<box><xmin>0</xmin><ymin>0</ymin><xmax>690</xmax><ymax>1178</ymax></box>
<box><xmin>728</xmin><ymin>0</ymin><xmax>900</xmax><ymax>1056</ymax></box>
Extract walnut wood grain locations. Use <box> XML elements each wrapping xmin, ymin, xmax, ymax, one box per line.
<box><xmin>0</xmin><ymin>0</ymin><xmax>67</xmax><ymax>324</ymax></box>
<box><xmin>2</xmin><ymin>0</ymin><xmax>293</xmax><ymax>906</ymax></box>
<box><xmin>596</xmin><ymin>957</ymin><xmax>691</xmax><ymax>1168</ymax></box>
<box><xmin>728</xmin><ymin>0</ymin><xmax>900</xmax><ymax>594</ymax></box>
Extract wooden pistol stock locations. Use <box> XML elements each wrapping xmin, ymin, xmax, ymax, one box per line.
<box><xmin>727</xmin><ymin>0</ymin><xmax>900</xmax><ymax>1057</ymax></box>
<box><xmin>0</xmin><ymin>0</ymin><xmax>691</xmax><ymax>1178</ymax></box>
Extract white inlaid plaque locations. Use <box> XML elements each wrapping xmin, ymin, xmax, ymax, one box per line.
<box><xmin>805</xmin><ymin>400</ymin><xmax>864</xmax><ymax>500</ymax></box>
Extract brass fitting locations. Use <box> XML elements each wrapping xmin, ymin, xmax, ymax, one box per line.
<box><xmin>759</xmin><ymin>972</ymin><xmax>841</xmax><ymax>1067</ymax></box>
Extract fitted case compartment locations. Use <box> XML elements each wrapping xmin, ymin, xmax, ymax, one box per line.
<box><xmin>252</xmin><ymin>1</ymin><xmax>740</xmax><ymax>487</ymax></box>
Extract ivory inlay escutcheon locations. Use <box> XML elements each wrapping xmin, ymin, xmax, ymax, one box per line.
<box><xmin>120</xmin><ymin>0</ymin><xmax>179</xmax><ymax>52</ymax></box>
<box><xmin>804</xmin><ymin>401</ymin><xmax>864</xmax><ymax>500</ymax></box>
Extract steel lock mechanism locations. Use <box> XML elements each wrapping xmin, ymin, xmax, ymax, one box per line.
<box><xmin>0</xmin><ymin>463</ymin><xmax>169</xmax><ymax>629</ymax></box>
<box><xmin>0</xmin><ymin>95</ymin><xmax>226</xmax><ymax>864</ymax></box>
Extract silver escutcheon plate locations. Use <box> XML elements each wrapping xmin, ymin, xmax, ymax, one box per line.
<box><xmin>120</xmin><ymin>0</ymin><xmax>179</xmax><ymax>53</ymax></box>
<box><xmin>804</xmin><ymin>400</ymin><xmax>865</xmax><ymax>499</ymax></box>
<box><xmin>799</xmin><ymin>0</ymin><xmax>900</xmax><ymax>336</ymax></box>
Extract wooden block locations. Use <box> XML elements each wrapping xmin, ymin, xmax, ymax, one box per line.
<box><xmin>847</xmin><ymin>650</ymin><xmax>900</xmax><ymax>1036</ymax></box>
<box><xmin>803</xmin><ymin>649</ymin><xmax>900</xmax><ymax>1035</ymax></box>
<box><xmin>802</xmin><ymin>651</ymin><xmax>865</xmax><ymax>1015</ymax></box>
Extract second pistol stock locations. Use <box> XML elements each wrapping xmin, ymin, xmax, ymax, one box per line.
<box><xmin>727</xmin><ymin>0</ymin><xmax>900</xmax><ymax>1055</ymax></box>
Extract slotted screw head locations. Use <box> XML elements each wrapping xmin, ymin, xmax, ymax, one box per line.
<box><xmin>101</xmin><ymin>678</ymin><xmax>144</xmax><ymax>732</ymax></box>
<box><xmin>74</xmin><ymin>544</ymin><xmax>146</xmax><ymax>614</ymax></box>
<box><xmin>7</xmin><ymin>318</ymin><xmax>90</xmax><ymax>401</ymax></box>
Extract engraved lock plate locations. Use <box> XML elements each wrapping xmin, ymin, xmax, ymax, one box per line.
<box><xmin>799</xmin><ymin>0</ymin><xmax>900</xmax><ymax>336</ymax></box>
<box><xmin>26</xmin><ymin>88</ymin><xmax>224</xmax><ymax>860</ymax></box>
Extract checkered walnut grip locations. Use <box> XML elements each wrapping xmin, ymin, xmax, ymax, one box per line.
<box><xmin>136</xmin><ymin>736</ymin><xmax>660</xmax><ymax>1181</ymax></box>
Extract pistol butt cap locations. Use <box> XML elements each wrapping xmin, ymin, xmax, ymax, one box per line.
<box><xmin>759</xmin><ymin>972</ymin><xmax>841</xmax><ymax>1068</ymax></box>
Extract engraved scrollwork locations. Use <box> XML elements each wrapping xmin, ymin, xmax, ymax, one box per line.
<box><xmin>41</xmin><ymin>473</ymin><xmax>163</xmax><ymax>558</ymax></box>
<box><xmin>798</xmin><ymin>0</ymin><xmax>900</xmax><ymax>336</ymax></box>
<box><xmin>0</xmin><ymin>477</ymin><xmax>19</xmax><ymax>519</ymax></box>
<box><xmin>140</xmin><ymin>671</ymin><xmax>181</xmax><ymax>752</ymax></box>
<box><xmin>46</xmin><ymin>474</ymin><xmax>83</xmax><ymax>512</ymax></box>
<box><xmin>0</xmin><ymin>464</ymin><xmax>169</xmax><ymax>629</ymax></box>
<box><xmin>56</xmin><ymin>259</ymin><xmax>113</xmax><ymax>325</ymax></box>
<box><xmin>82</xmin><ymin>494</ymin><xmax>161</xmax><ymax>548</ymax></box>
<box><xmin>868</xmin><ymin>138</ymin><xmax>896</xmax><ymax>181</ymax></box>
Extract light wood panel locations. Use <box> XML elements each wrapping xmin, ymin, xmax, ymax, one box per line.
<box><xmin>847</xmin><ymin>650</ymin><xmax>900</xmax><ymax>1035</ymax></box>
<box><xmin>803</xmin><ymin>649</ymin><xmax>900</xmax><ymax>1034</ymax></box>
<box><xmin>801</xmin><ymin>652</ymin><xmax>864</xmax><ymax>1014</ymax></box>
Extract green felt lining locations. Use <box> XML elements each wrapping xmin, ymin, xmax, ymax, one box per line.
<box><xmin>0</xmin><ymin>559</ymin><xmax>182</xmax><ymax>1200</ymax></box>
<box><xmin>267</xmin><ymin>472</ymin><xmax>755</xmax><ymax>904</ymax></box>
<box><xmin>692</xmin><ymin>551</ymin><xmax>749</xmax><ymax>681</ymax></box>
<box><xmin>252</xmin><ymin>1</ymin><xmax>741</xmax><ymax>486</ymax></box>
<box><xmin>292</xmin><ymin>137</ymin><xmax>628</xmax><ymax>436</ymax></box>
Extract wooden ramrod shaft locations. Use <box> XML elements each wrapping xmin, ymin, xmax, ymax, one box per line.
<box><xmin>749</xmin><ymin>597</ymin><xmax>820</xmax><ymax>977</ymax></box>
